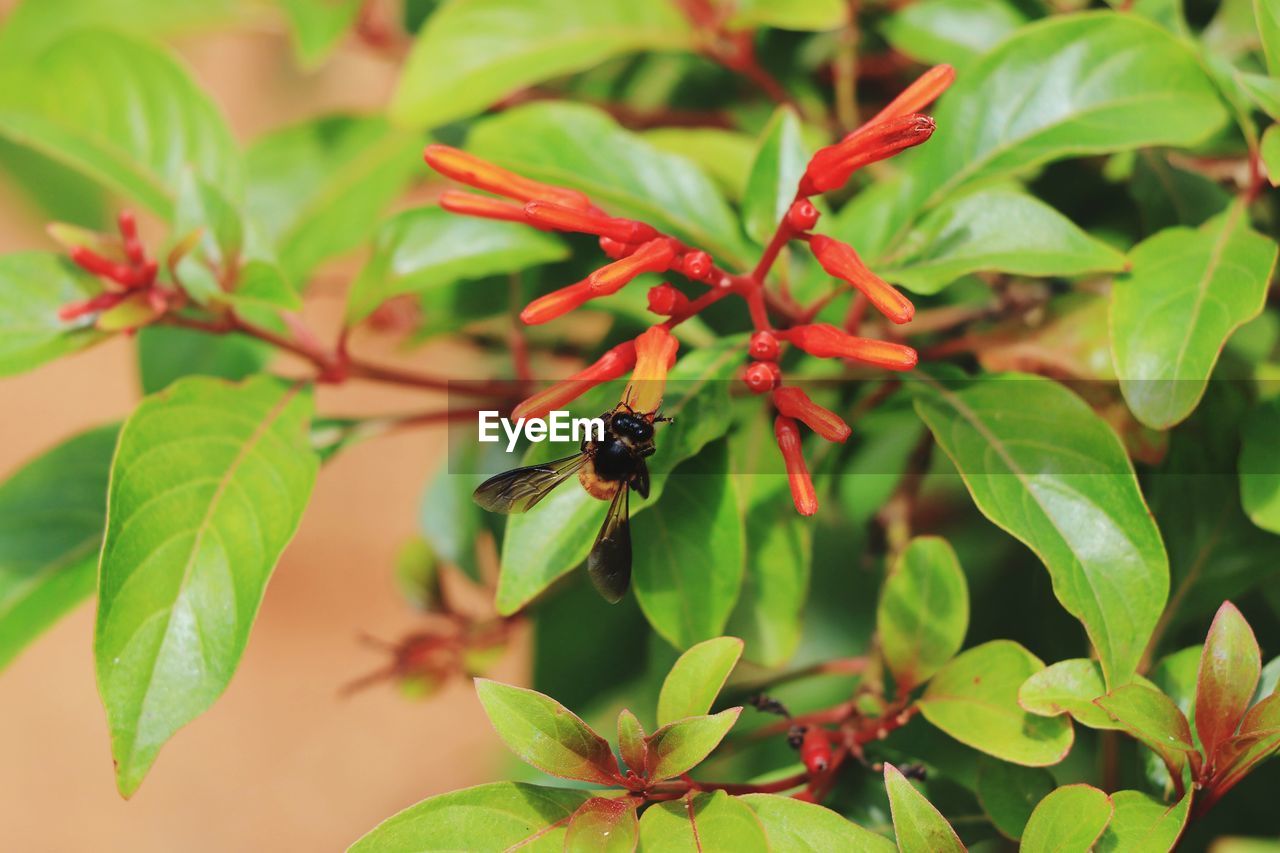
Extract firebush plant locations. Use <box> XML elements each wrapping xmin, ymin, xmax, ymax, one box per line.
<box><xmin>2</xmin><ymin>0</ymin><xmax>1280</xmax><ymax>848</ymax></box>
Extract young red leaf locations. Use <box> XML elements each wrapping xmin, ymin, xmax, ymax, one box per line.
<box><xmin>617</xmin><ymin>708</ymin><xmax>648</xmax><ymax>777</ymax></box>
<box><xmin>1209</xmin><ymin>692</ymin><xmax>1280</xmax><ymax>800</ymax></box>
<box><xmin>474</xmin><ymin>679</ymin><xmax>623</xmax><ymax>786</ymax></box>
<box><xmin>564</xmin><ymin>797</ymin><xmax>638</xmax><ymax>853</ymax></box>
<box><xmin>1195</xmin><ymin>602</ymin><xmax>1261</xmax><ymax>767</ymax></box>
<box><xmin>645</xmin><ymin>707</ymin><xmax>741</xmax><ymax>781</ymax></box>
<box><xmin>1094</xmin><ymin>684</ymin><xmax>1199</xmax><ymax>788</ymax></box>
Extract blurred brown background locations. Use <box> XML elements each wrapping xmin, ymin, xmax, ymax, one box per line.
<box><xmin>0</xmin><ymin>16</ymin><xmax>518</xmax><ymax>851</ymax></box>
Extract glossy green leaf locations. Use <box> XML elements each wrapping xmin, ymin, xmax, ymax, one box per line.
<box><xmin>1019</xmin><ymin>784</ymin><xmax>1113</xmax><ymax>853</ymax></box>
<box><xmin>975</xmin><ymin>759</ymin><xmax>1056</xmax><ymax>841</ymax></box>
<box><xmin>742</xmin><ymin>107</ymin><xmax>807</xmax><ymax>245</ymax></box>
<box><xmin>1256</xmin><ymin>0</ymin><xmax>1280</xmax><ymax>77</ymax></box>
<box><xmin>727</xmin><ymin>0</ymin><xmax>845</xmax><ymax>30</ymax></box>
<box><xmin>877</xmin><ymin>536</ymin><xmax>968</xmax><ymax>692</ymax></box>
<box><xmin>95</xmin><ymin>376</ymin><xmax>318</xmax><ymax>796</ymax></box>
<box><xmin>136</xmin><ymin>326</ymin><xmax>272</xmax><ymax>395</ymax></box>
<box><xmin>881</xmin><ymin>0</ymin><xmax>1025</xmax><ymax>68</ymax></box>
<box><xmin>496</xmin><ymin>343</ymin><xmax>742</xmax><ymax>615</ymax></box>
<box><xmin>246</xmin><ymin>116</ymin><xmax>420</xmax><ymax>283</ymax></box>
<box><xmin>1195</xmin><ymin>601</ymin><xmax>1261</xmax><ymax>761</ymax></box>
<box><xmin>1111</xmin><ymin>205</ymin><xmax>1278</xmax><ymax>429</ymax></box>
<box><xmin>739</xmin><ymin>794</ymin><xmax>897</xmax><ymax>852</ymax></box>
<box><xmin>349</xmin><ymin>781</ymin><xmax>591</xmax><ymax>852</ymax></box>
<box><xmin>1019</xmin><ymin>658</ymin><xmax>1124</xmax><ymax>730</ymax></box>
<box><xmin>468</xmin><ymin>103</ymin><xmax>752</xmax><ymax>265</ymax></box>
<box><xmin>880</xmin><ymin>188</ymin><xmax>1126</xmax><ymax>294</ymax></box>
<box><xmin>279</xmin><ymin>0</ymin><xmax>361</xmax><ymax>68</ymax></box>
<box><xmin>1240</xmin><ymin>397</ymin><xmax>1280</xmax><ymax>534</ymax></box>
<box><xmin>0</xmin><ymin>29</ymin><xmax>241</xmax><ymax>217</ymax></box>
<box><xmin>475</xmin><ymin>679</ymin><xmax>622</xmax><ymax>785</ymax></box>
<box><xmin>617</xmin><ymin>708</ymin><xmax>647</xmax><ymax>775</ymax></box>
<box><xmin>0</xmin><ymin>252</ymin><xmax>104</xmax><ymax>376</ymax></box>
<box><xmin>657</xmin><ymin>636</ymin><xmax>743</xmax><ymax>726</ymax></box>
<box><xmin>1095</xmin><ymin>685</ymin><xmax>1197</xmax><ymax>781</ymax></box>
<box><xmin>391</xmin><ymin>0</ymin><xmax>692</xmax><ymax>128</ymax></box>
<box><xmin>912</xmin><ymin>373</ymin><xmax>1169</xmax><ymax>687</ymax></box>
<box><xmin>646</xmin><ymin>708</ymin><xmax>740</xmax><ymax>781</ymax></box>
<box><xmin>1262</xmin><ymin>125</ymin><xmax>1280</xmax><ymax>188</ymax></box>
<box><xmin>643</xmin><ymin>127</ymin><xmax>756</xmax><ymax>202</ymax></box>
<box><xmin>346</xmin><ymin>206</ymin><xmax>567</xmax><ymax>322</ymax></box>
<box><xmin>0</xmin><ymin>425</ymin><xmax>117</xmax><ymax>671</ymax></box>
<box><xmin>884</xmin><ymin>762</ymin><xmax>965</xmax><ymax>853</ymax></box>
<box><xmin>1129</xmin><ymin>150</ymin><xmax>1232</xmax><ymax>232</ymax></box>
<box><xmin>637</xmin><ymin>790</ymin><xmax>768</xmax><ymax>851</ymax></box>
<box><xmin>1095</xmin><ymin>790</ymin><xmax>1192</xmax><ymax>853</ymax></box>
<box><xmin>633</xmin><ymin>446</ymin><xmax>745</xmax><ymax>650</ymax></box>
<box><xmin>920</xmin><ymin>640</ymin><xmax>1074</xmax><ymax>766</ymax></box>
<box><xmin>230</xmin><ymin>261</ymin><xmax>303</xmax><ymax>312</ymax></box>
<box><xmin>564</xmin><ymin>797</ymin><xmax>638</xmax><ymax>853</ymax></box>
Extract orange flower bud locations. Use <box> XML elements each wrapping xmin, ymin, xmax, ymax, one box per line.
<box><xmin>868</xmin><ymin>64</ymin><xmax>956</xmax><ymax>126</ymax></box>
<box><xmin>424</xmin><ymin>144</ymin><xmax>591</xmax><ymax>210</ymax></box>
<box><xmin>772</xmin><ymin>387</ymin><xmax>851</xmax><ymax>443</ymax></box>
<box><xmin>775</xmin><ymin>416</ymin><xmax>818</xmax><ymax>516</ymax></box>
<box><xmin>524</xmin><ymin>201</ymin><xmax>658</xmax><ymax>244</ymax></box>
<box><xmin>519</xmin><ymin>280</ymin><xmax>596</xmax><ymax>325</ymax></box>
<box><xmin>512</xmin><ymin>341</ymin><xmax>637</xmax><ymax>421</ymax></box>
<box><xmin>809</xmin><ymin>235</ymin><xmax>914</xmax><ymax>324</ymax></box>
<box><xmin>623</xmin><ymin>326</ymin><xmax>679</xmax><ymax>413</ymax></box>
<box><xmin>784</xmin><ymin>324</ymin><xmax>918</xmax><ymax>370</ymax></box>
<box><xmin>587</xmin><ymin>239</ymin><xmax>677</xmax><ymax>295</ymax></box>
<box><xmin>439</xmin><ymin>190</ymin><xmax>528</xmax><ymax>224</ymax></box>
<box><xmin>801</xmin><ymin>115</ymin><xmax>936</xmax><ymax>195</ymax></box>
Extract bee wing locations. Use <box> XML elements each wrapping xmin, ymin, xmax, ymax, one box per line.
<box><xmin>587</xmin><ymin>486</ymin><xmax>631</xmax><ymax>603</ymax></box>
<box><xmin>472</xmin><ymin>453</ymin><xmax>587</xmax><ymax>514</ymax></box>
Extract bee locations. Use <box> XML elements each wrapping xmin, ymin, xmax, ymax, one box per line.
<box><xmin>472</xmin><ymin>402</ymin><xmax>669</xmax><ymax>603</ymax></box>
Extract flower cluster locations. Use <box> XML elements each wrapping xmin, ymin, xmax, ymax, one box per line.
<box><xmin>424</xmin><ymin>65</ymin><xmax>954</xmax><ymax>514</ymax></box>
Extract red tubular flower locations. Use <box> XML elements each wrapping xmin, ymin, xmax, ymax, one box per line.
<box><xmin>524</xmin><ymin>201</ymin><xmax>658</xmax><ymax>244</ymax></box>
<box><xmin>775</xmin><ymin>416</ymin><xmax>818</xmax><ymax>516</ymax></box>
<box><xmin>520</xmin><ymin>280</ymin><xmax>596</xmax><ymax>325</ymax></box>
<box><xmin>511</xmin><ymin>341</ymin><xmax>637</xmax><ymax>421</ymax></box>
<box><xmin>439</xmin><ymin>190</ymin><xmax>528</xmax><ymax>224</ymax></box>
<box><xmin>772</xmin><ymin>387</ymin><xmax>851</xmax><ymax>443</ymax></box>
<box><xmin>784</xmin><ymin>323</ymin><xmax>918</xmax><ymax>370</ymax></box>
<box><xmin>808</xmin><ymin>235</ymin><xmax>914</xmax><ymax>324</ymax></box>
<box><xmin>586</xmin><ymin>239</ymin><xmax>677</xmax><ymax>295</ymax></box>
<box><xmin>785</xmin><ymin>200</ymin><xmax>819</xmax><ymax>232</ymax></box>
<box><xmin>868</xmin><ymin>64</ymin><xmax>956</xmax><ymax>125</ymax></box>
<box><xmin>624</xmin><ymin>325</ymin><xmax>679</xmax><ymax>413</ymax></box>
<box><xmin>647</xmin><ymin>283</ymin><xmax>688</xmax><ymax>316</ymax></box>
<box><xmin>58</xmin><ymin>292</ymin><xmax>125</xmax><ymax>322</ymax></box>
<box><xmin>424</xmin><ymin>144</ymin><xmax>592</xmax><ymax>210</ymax></box>
<box><xmin>117</xmin><ymin>209</ymin><xmax>146</xmax><ymax>266</ymax></box>
<box><xmin>743</xmin><ymin>361</ymin><xmax>781</xmax><ymax>394</ymax></box>
<box><xmin>801</xmin><ymin>114</ymin><xmax>936</xmax><ymax>195</ymax></box>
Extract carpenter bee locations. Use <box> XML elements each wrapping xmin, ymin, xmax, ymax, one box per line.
<box><xmin>472</xmin><ymin>402</ymin><xmax>669</xmax><ymax>603</ymax></box>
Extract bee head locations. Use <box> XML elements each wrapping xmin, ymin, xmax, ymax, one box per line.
<box><xmin>611</xmin><ymin>412</ymin><xmax>654</xmax><ymax>442</ymax></box>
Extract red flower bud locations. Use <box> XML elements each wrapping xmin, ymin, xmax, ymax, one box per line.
<box><xmin>647</xmin><ymin>282</ymin><xmax>688</xmax><ymax>316</ymax></box>
<box><xmin>599</xmin><ymin>236</ymin><xmax>634</xmax><ymax>259</ymax></box>
<box><xmin>772</xmin><ymin>387</ymin><xmax>851</xmax><ymax>443</ymax></box>
<box><xmin>749</xmin><ymin>330</ymin><xmax>780</xmax><ymax>361</ymax></box>
<box><xmin>512</xmin><ymin>341</ymin><xmax>637</xmax><ymax>421</ymax></box>
<box><xmin>69</xmin><ymin>246</ymin><xmax>153</xmax><ymax>289</ymax></box>
<box><xmin>439</xmin><ymin>190</ymin><xmax>528</xmax><ymax>224</ymax></box>
<box><xmin>785</xmin><ymin>200</ymin><xmax>820</xmax><ymax>232</ymax></box>
<box><xmin>800</xmin><ymin>727</ymin><xmax>833</xmax><ymax>774</ymax></box>
<box><xmin>784</xmin><ymin>323</ymin><xmax>918</xmax><ymax>370</ymax></box>
<box><xmin>801</xmin><ymin>115</ymin><xmax>936</xmax><ymax>195</ymax></box>
<box><xmin>809</xmin><ymin>235</ymin><xmax>914</xmax><ymax>324</ymax></box>
<box><xmin>58</xmin><ymin>292</ymin><xmax>124</xmax><ymax>322</ymax></box>
<box><xmin>587</xmin><ymin>239</ymin><xmax>677</xmax><ymax>295</ymax></box>
<box><xmin>519</xmin><ymin>280</ymin><xmax>595</xmax><ymax>325</ymax></box>
<box><xmin>743</xmin><ymin>361</ymin><xmax>781</xmax><ymax>394</ymax></box>
<box><xmin>524</xmin><ymin>201</ymin><xmax>658</xmax><ymax>244</ymax></box>
<box><xmin>868</xmin><ymin>64</ymin><xmax>956</xmax><ymax>126</ymax></box>
<box><xmin>424</xmin><ymin>144</ymin><xmax>592</xmax><ymax>210</ymax></box>
<box><xmin>775</xmin><ymin>416</ymin><xmax>818</xmax><ymax>516</ymax></box>
<box><xmin>117</xmin><ymin>209</ymin><xmax>146</xmax><ymax>265</ymax></box>
<box><xmin>678</xmin><ymin>250</ymin><xmax>713</xmax><ymax>282</ymax></box>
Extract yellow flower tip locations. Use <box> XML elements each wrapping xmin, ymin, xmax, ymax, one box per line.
<box><xmin>623</xmin><ymin>326</ymin><xmax>679</xmax><ymax>414</ymax></box>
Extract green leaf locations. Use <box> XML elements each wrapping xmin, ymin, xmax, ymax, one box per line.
<box><xmin>975</xmin><ymin>759</ymin><xmax>1056</xmax><ymax>841</ymax></box>
<box><xmin>279</xmin><ymin>0</ymin><xmax>361</xmax><ymax>68</ymax></box>
<box><xmin>1240</xmin><ymin>396</ymin><xmax>1280</xmax><ymax>534</ymax></box>
<box><xmin>919</xmin><ymin>640</ymin><xmax>1074</xmax><ymax>766</ymax></box>
<box><xmin>739</xmin><ymin>794</ymin><xmax>897</xmax><ymax>852</ymax></box>
<box><xmin>1129</xmin><ymin>150</ymin><xmax>1232</xmax><ymax>233</ymax></box>
<box><xmin>884</xmin><ymin>762</ymin><xmax>965</xmax><ymax>853</ymax></box>
<box><xmin>646</xmin><ymin>707</ymin><xmax>740</xmax><ymax>781</ymax></box>
<box><xmin>1019</xmin><ymin>784</ymin><xmax>1114</xmax><ymax>853</ymax></box>
<box><xmin>246</xmin><ymin>116</ymin><xmax>421</xmax><ymax>283</ymax></box>
<box><xmin>742</xmin><ymin>107</ymin><xmax>807</xmax><ymax>245</ymax></box>
<box><xmin>1095</xmin><ymin>790</ymin><xmax>1192</xmax><ymax>853</ymax></box>
<box><xmin>912</xmin><ymin>373</ymin><xmax>1169</xmax><ymax>687</ymax></box>
<box><xmin>468</xmin><ymin>103</ymin><xmax>752</xmax><ymax>265</ymax></box>
<box><xmin>1018</xmin><ymin>658</ymin><xmax>1124</xmax><ymax>731</ymax></box>
<box><xmin>0</xmin><ymin>425</ymin><xmax>117</xmax><ymax>671</ymax></box>
<box><xmin>637</xmin><ymin>790</ymin><xmax>768</xmax><ymax>850</ymax></box>
<box><xmin>1095</xmin><ymin>685</ymin><xmax>1197</xmax><ymax>781</ymax></box>
<box><xmin>0</xmin><ymin>29</ymin><xmax>241</xmax><ymax>217</ymax></box>
<box><xmin>391</xmin><ymin>0</ymin><xmax>692</xmax><ymax>128</ymax></box>
<box><xmin>565</xmin><ymin>797</ymin><xmax>638</xmax><ymax>853</ymax></box>
<box><xmin>880</xmin><ymin>188</ymin><xmax>1127</xmax><ymax>294</ymax></box>
<box><xmin>1262</xmin><ymin>125</ymin><xmax>1280</xmax><ymax>189</ymax></box>
<box><xmin>881</xmin><ymin>0</ymin><xmax>1025</xmax><ymax>68</ymax></box>
<box><xmin>496</xmin><ymin>342</ymin><xmax>742</xmax><ymax>614</ymax></box>
<box><xmin>877</xmin><ymin>536</ymin><xmax>968</xmax><ymax>692</ymax></box>
<box><xmin>643</xmin><ymin>127</ymin><xmax>756</xmax><ymax>202</ymax></box>
<box><xmin>726</xmin><ymin>0</ymin><xmax>846</xmax><ymax>30</ymax></box>
<box><xmin>475</xmin><ymin>679</ymin><xmax>622</xmax><ymax>785</ymax></box>
<box><xmin>136</xmin><ymin>326</ymin><xmax>272</xmax><ymax>395</ymax></box>
<box><xmin>95</xmin><ymin>376</ymin><xmax>318</xmax><ymax>796</ymax></box>
<box><xmin>230</xmin><ymin>261</ymin><xmax>304</xmax><ymax>312</ymax></box>
<box><xmin>0</xmin><ymin>252</ymin><xmax>104</xmax><ymax>376</ymax></box>
<box><xmin>657</xmin><ymin>636</ymin><xmax>744</xmax><ymax>725</ymax></box>
<box><xmin>1256</xmin><ymin>0</ymin><xmax>1280</xmax><ymax>77</ymax></box>
<box><xmin>346</xmin><ymin>206</ymin><xmax>568</xmax><ymax>322</ymax></box>
<box><xmin>1195</xmin><ymin>601</ymin><xmax>1261</xmax><ymax>762</ymax></box>
<box><xmin>617</xmin><ymin>708</ymin><xmax>647</xmax><ymax>775</ymax></box>
<box><xmin>1111</xmin><ymin>205</ymin><xmax>1278</xmax><ymax>429</ymax></box>
<box><xmin>349</xmin><ymin>781</ymin><xmax>591</xmax><ymax>852</ymax></box>
<box><xmin>633</xmin><ymin>446</ymin><xmax>745</xmax><ymax>650</ymax></box>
